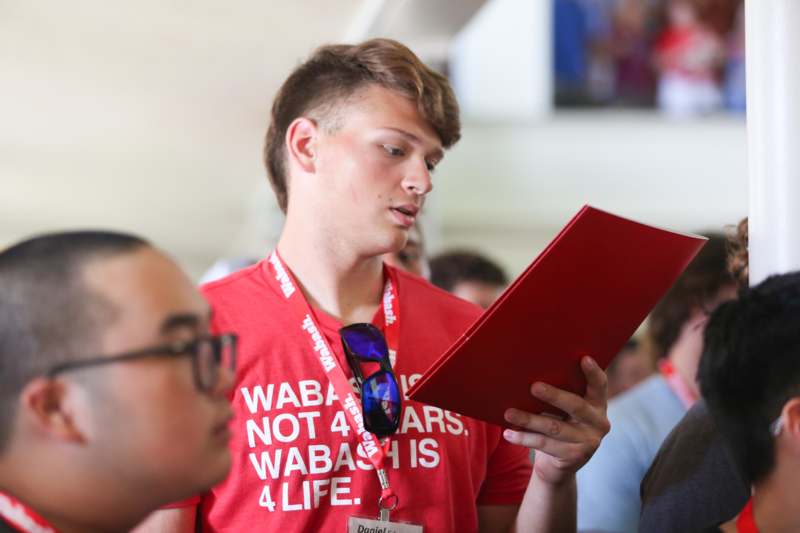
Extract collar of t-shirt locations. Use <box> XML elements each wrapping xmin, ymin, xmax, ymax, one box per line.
<box><xmin>736</xmin><ymin>497</ymin><xmax>758</xmax><ymax>533</ymax></box>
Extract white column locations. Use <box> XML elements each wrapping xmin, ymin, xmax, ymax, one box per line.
<box><xmin>747</xmin><ymin>0</ymin><xmax>800</xmax><ymax>285</ymax></box>
<box><xmin>449</xmin><ymin>0</ymin><xmax>552</xmax><ymax>121</ymax></box>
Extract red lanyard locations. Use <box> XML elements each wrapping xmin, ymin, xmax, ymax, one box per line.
<box><xmin>264</xmin><ymin>251</ymin><xmax>401</xmax><ymax>518</ymax></box>
<box><xmin>658</xmin><ymin>359</ymin><xmax>698</xmax><ymax>409</ymax></box>
<box><xmin>737</xmin><ymin>498</ymin><xmax>758</xmax><ymax>533</ymax></box>
<box><xmin>0</xmin><ymin>493</ymin><xmax>57</xmax><ymax>533</ymax></box>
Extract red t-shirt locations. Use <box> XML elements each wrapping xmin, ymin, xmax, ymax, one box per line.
<box><xmin>195</xmin><ymin>260</ymin><xmax>532</xmax><ymax>532</ymax></box>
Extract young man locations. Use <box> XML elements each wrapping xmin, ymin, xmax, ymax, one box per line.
<box><xmin>141</xmin><ymin>38</ymin><xmax>609</xmax><ymax>532</ymax></box>
<box><xmin>699</xmin><ymin>271</ymin><xmax>800</xmax><ymax>532</ymax></box>
<box><xmin>0</xmin><ymin>231</ymin><xmax>235</xmax><ymax>532</ymax></box>
<box><xmin>429</xmin><ymin>250</ymin><xmax>509</xmax><ymax>309</ymax></box>
<box><xmin>639</xmin><ymin>220</ymin><xmax>751</xmax><ymax>533</ymax></box>
<box><xmin>576</xmin><ymin>235</ymin><xmax>736</xmax><ymax>532</ymax></box>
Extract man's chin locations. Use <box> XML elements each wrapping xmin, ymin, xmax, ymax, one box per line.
<box><xmin>202</xmin><ymin>451</ymin><xmax>233</xmax><ymax>490</ymax></box>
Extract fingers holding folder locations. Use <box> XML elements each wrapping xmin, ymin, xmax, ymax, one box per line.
<box><xmin>502</xmin><ymin>356</ymin><xmax>611</xmax><ymax>484</ymax></box>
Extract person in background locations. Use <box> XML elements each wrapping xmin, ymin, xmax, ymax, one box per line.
<box><xmin>699</xmin><ymin>271</ymin><xmax>800</xmax><ymax>532</ymax></box>
<box><xmin>0</xmin><ymin>231</ymin><xmax>235</xmax><ymax>533</ymax></box>
<box><xmin>137</xmin><ymin>38</ymin><xmax>610</xmax><ymax>533</ymax></box>
<box><xmin>429</xmin><ymin>249</ymin><xmax>509</xmax><ymax>309</ymax></box>
<box><xmin>382</xmin><ymin>222</ymin><xmax>429</xmax><ymax>278</ymax></box>
<box><xmin>611</xmin><ymin>0</ymin><xmax>658</xmax><ymax>107</ymax></box>
<box><xmin>605</xmin><ymin>339</ymin><xmax>655</xmax><ymax>399</ymax></box>
<box><xmin>653</xmin><ymin>0</ymin><xmax>725</xmax><ymax>116</ymax></box>
<box><xmin>639</xmin><ymin>219</ymin><xmax>750</xmax><ymax>533</ymax></box>
<box><xmin>722</xmin><ymin>4</ymin><xmax>745</xmax><ymax>113</ymax></box>
<box><xmin>554</xmin><ymin>0</ymin><xmax>592</xmax><ymax>106</ymax></box>
<box><xmin>576</xmin><ymin>233</ymin><xmax>736</xmax><ymax>532</ymax></box>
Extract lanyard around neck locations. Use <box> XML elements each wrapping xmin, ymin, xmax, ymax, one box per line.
<box><xmin>658</xmin><ymin>359</ymin><xmax>698</xmax><ymax>409</ymax></box>
<box><xmin>0</xmin><ymin>493</ymin><xmax>57</xmax><ymax>533</ymax></box>
<box><xmin>264</xmin><ymin>251</ymin><xmax>401</xmax><ymax>518</ymax></box>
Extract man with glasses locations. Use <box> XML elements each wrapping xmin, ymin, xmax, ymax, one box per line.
<box><xmin>0</xmin><ymin>231</ymin><xmax>236</xmax><ymax>533</ymax></box>
<box><xmin>141</xmin><ymin>38</ymin><xmax>610</xmax><ymax>532</ymax></box>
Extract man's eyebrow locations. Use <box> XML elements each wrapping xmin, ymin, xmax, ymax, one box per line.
<box><xmin>381</xmin><ymin>127</ymin><xmax>444</xmax><ymax>160</ymax></box>
<box><xmin>159</xmin><ymin>312</ymin><xmax>206</xmax><ymax>335</ymax></box>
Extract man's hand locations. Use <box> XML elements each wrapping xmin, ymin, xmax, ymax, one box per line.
<box><xmin>502</xmin><ymin>356</ymin><xmax>610</xmax><ymax>486</ymax></box>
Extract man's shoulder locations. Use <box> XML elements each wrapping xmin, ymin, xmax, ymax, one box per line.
<box><xmin>200</xmin><ymin>260</ymin><xmax>282</xmax><ymax>323</ymax></box>
<box><xmin>201</xmin><ymin>260</ymin><xmax>271</xmax><ymax>300</ymax></box>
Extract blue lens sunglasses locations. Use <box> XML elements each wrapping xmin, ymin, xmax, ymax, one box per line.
<box><xmin>339</xmin><ymin>323</ymin><xmax>402</xmax><ymax>438</ymax></box>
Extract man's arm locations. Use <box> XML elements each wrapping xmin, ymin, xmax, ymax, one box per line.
<box><xmin>480</xmin><ymin>356</ymin><xmax>610</xmax><ymax>533</ymax></box>
<box><xmin>131</xmin><ymin>507</ymin><xmax>197</xmax><ymax>533</ymax></box>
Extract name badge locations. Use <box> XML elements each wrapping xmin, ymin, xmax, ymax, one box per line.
<box><xmin>347</xmin><ymin>516</ymin><xmax>423</xmax><ymax>533</ymax></box>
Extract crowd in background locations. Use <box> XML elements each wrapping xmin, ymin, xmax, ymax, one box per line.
<box><xmin>554</xmin><ymin>0</ymin><xmax>746</xmax><ymax>116</ymax></box>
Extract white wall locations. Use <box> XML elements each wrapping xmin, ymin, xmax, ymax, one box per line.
<box><xmin>431</xmin><ymin>112</ymin><xmax>748</xmax><ymax>278</ymax></box>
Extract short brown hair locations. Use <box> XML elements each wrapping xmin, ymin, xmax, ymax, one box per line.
<box><xmin>647</xmin><ymin>234</ymin><xmax>734</xmax><ymax>359</ymax></box>
<box><xmin>264</xmin><ymin>38</ymin><xmax>461</xmax><ymax>212</ymax></box>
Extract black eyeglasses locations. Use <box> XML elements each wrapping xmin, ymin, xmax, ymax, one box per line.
<box><xmin>339</xmin><ymin>323</ymin><xmax>402</xmax><ymax>438</ymax></box>
<box><xmin>46</xmin><ymin>333</ymin><xmax>238</xmax><ymax>393</ymax></box>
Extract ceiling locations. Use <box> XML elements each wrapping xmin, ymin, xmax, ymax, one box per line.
<box><xmin>0</xmin><ymin>0</ymin><xmax>486</xmax><ymax>275</ymax></box>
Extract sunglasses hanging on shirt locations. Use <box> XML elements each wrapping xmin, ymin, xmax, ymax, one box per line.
<box><xmin>339</xmin><ymin>323</ymin><xmax>402</xmax><ymax>438</ymax></box>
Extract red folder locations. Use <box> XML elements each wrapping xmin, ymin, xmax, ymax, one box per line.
<box><xmin>407</xmin><ymin>205</ymin><xmax>707</xmax><ymax>427</ymax></box>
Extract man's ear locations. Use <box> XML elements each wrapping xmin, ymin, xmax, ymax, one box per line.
<box><xmin>18</xmin><ymin>378</ymin><xmax>87</xmax><ymax>444</ymax></box>
<box><xmin>285</xmin><ymin>117</ymin><xmax>319</xmax><ymax>174</ymax></box>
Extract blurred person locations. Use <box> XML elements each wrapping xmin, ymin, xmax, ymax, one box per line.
<box><xmin>576</xmin><ymin>234</ymin><xmax>735</xmax><ymax>532</ymax></box>
<box><xmin>605</xmin><ymin>338</ymin><xmax>655</xmax><ymax>399</ymax></box>
<box><xmin>639</xmin><ymin>218</ymin><xmax>750</xmax><ymax>533</ymax></box>
<box><xmin>382</xmin><ymin>222</ymin><xmax>428</xmax><ymax>278</ymax></box>
<box><xmin>139</xmin><ymin>38</ymin><xmax>610</xmax><ymax>532</ymax></box>
<box><xmin>722</xmin><ymin>4</ymin><xmax>745</xmax><ymax>113</ymax></box>
<box><xmin>554</xmin><ymin>0</ymin><xmax>592</xmax><ymax>106</ymax></box>
<box><xmin>429</xmin><ymin>250</ymin><xmax>509</xmax><ymax>309</ymax></box>
<box><xmin>578</xmin><ymin>0</ymin><xmax>618</xmax><ymax>104</ymax></box>
<box><xmin>0</xmin><ymin>231</ymin><xmax>235</xmax><ymax>533</ymax></box>
<box><xmin>653</xmin><ymin>0</ymin><xmax>725</xmax><ymax>116</ymax></box>
<box><xmin>611</xmin><ymin>0</ymin><xmax>658</xmax><ymax>107</ymax></box>
<box><xmin>698</xmin><ymin>270</ymin><xmax>800</xmax><ymax>532</ymax></box>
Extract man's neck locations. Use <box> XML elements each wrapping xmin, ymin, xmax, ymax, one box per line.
<box><xmin>750</xmin><ymin>465</ymin><xmax>800</xmax><ymax>533</ymax></box>
<box><xmin>277</xmin><ymin>223</ymin><xmax>386</xmax><ymax>325</ymax></box>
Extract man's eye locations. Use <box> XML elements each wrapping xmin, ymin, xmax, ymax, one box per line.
<box><xmin>426</xmin><ymin>160</ymin><xmax>439</xmax><ymax>173</ymax></box>
<box><xmin>382</xmin><ymin>144</ymin><xmax>404</xmax><ymax>157</ymax></box>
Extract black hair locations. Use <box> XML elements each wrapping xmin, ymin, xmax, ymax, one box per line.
<box><xmin>648</xmin><ymin>234</ymin><xmax>734</xmax><ymax>359</ymax></box>
<box><xmin>698</xmin><ymin>271</ymin><xmax>800</xmax><ymax>484</ymax></box>
<box><xmin>429</xmin><ymin>250</ymin><xmax>508</xmax><ymax>292</ymax></box>
<box><xmin>0</xmin><ymin>231</ymin><xmax>148</xmax><ymax>452</ymax></box>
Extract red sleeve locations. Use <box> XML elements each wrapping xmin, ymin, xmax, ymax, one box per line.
<box><xmin>476</xmin><ymin>436</ymin><xmax>533</xmax><ymax>506</ymax></box>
